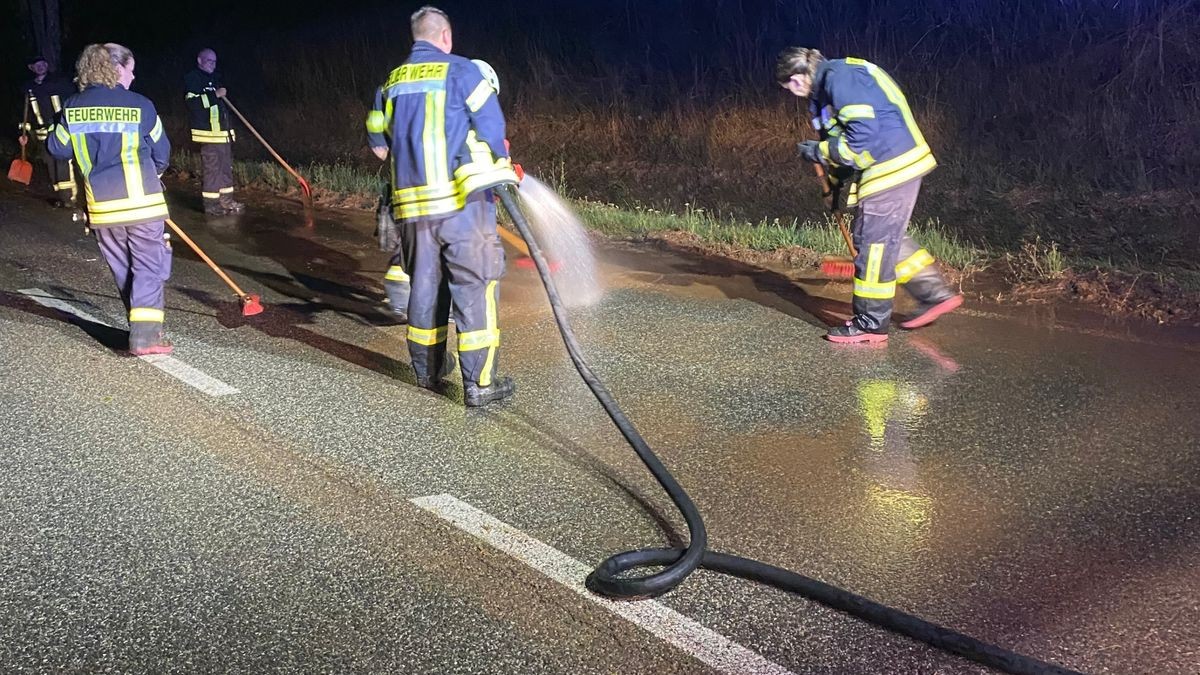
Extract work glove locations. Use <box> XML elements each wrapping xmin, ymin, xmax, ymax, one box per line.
<box><xmin>797</xmin><ymin>140</ymin><xmax>824</xmax><ymax>165</ymax></box>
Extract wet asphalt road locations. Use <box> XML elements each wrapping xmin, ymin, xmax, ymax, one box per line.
<box><xmin>0</xmin><ymin>184</ymin><xmax>1197</xmax><ymax>674</ymax></box>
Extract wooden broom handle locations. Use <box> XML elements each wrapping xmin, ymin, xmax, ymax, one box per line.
<box><xmin>165</xmin><ymin>218</ymin><xmax>249</xmax><ymax>297</ymax></box>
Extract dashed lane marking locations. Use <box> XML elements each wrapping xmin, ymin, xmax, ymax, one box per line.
<box><xmin>411</xmin><ymin>493</ymin><xmax>796</xmax><ymax>675</ymax></box>
<box><xmin>19</xmin><ymin>288</ymin><xmax>239</xmax><ymax>397</ymax></box>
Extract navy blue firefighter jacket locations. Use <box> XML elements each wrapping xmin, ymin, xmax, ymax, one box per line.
<box><xmin>365</xmin><ymin>41</ymin><xmax>517</xmax><ymax>221</ymax></box>
<box><xmin>47</xmin><ymin>84</ymin><xmax>171</xmax><ymax>227</ymax></box>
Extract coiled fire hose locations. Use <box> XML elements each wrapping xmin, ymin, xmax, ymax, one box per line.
<box><xmin>495</xmin><ymin>183</ymin><xmax>1081</xmax><ymax>675</ymax></box>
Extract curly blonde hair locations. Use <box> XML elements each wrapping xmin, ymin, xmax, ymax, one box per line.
<box><xmin>75</xmin><ymin>43</ymin><xmax>134</xmax><ymax>89</ymax></box>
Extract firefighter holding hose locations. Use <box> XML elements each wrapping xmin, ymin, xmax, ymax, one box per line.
<box><xmin>366</xmin><ymin>5</ymin><xmax>520</xmax><ymax>406</ymax></box>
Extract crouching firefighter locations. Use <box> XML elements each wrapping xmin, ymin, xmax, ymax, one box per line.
<box><xmin>48</xmin><ymin>43</ymin><xmax>175</xmax><ymax>355</ymax></box>
<box><xmin>777</xmin><ymin>48</ymin><xmax>962</xmax><ymax>343</ymax></box>
<box><xmin>366</xmin><ymin>6</ymin><xmax>520</xmax><ymax>407</ymax></box>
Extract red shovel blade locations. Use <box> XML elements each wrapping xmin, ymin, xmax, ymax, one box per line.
<box><xmin>240</xmin><ymin>294</ymin><xmax>264</xmax><ymax>316</ymax></box>
<box><xmin>8</xmin><ymin>158</ymin><xmax>32</xmax><ymax>185</ymax></box>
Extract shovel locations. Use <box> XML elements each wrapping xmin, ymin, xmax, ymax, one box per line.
<box><xmin>8</xmin><ymin>96</ymin><xmax>33</xmax><ymax>185</ymax></box>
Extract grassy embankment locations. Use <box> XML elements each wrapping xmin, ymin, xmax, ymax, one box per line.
<box><xmin>153</xmin><ymin>1</ymin><xmax>1199</xmax><ymax>306</ymax></box>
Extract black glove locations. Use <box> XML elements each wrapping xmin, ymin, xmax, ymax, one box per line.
<box><xmin>375</xmin><ymin>183</ymin><xmax>401</xmax><ymax>252</ymax></box>
<box><xmin>797</xmin><ymin>140</ymin><xmax>824</xmax><ymax>165</ymax></box>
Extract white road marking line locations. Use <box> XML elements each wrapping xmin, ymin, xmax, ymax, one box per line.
<box><xmin>18</xmin><ymin>288</ymin><xmax>114</xmax><ymax>326</ymax></box>
<box><xmin>18</xmin><ymin>288</ymin><xmax>239</xmax><ymax>397</ymax></box>
<box><xmin>136</xmin><ymin>354</ymin><xmax>240</xmax><ymax>396</ymax></box>
<box><xmin>411</xmin><ymin>493</ymin><xmax>796</xmax><ymax>675</ymax></box>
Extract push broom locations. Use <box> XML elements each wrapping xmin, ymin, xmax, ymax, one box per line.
<box><xmin>165</xmin><ymin>218</ymin><xmax>264</xmax><ymax>316</ymax></box>
<box><xmin>218</xmin><ymin>95</ymin><xmax>313</xmax><ymax>211</ymax></box>
<box><xmin>813</xmin><ymin>163</ymin><xmax>857</xmax><ymax>279</ymax></box>
<box><xmin>7</xmin><ymin>97</ymin><xmax>33</xmax><ymax>185</ymax></box>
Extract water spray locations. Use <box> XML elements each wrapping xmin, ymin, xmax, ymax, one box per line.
<box><xmin>493</xmin><ymin>181</ymin><xmax>1081</xmax><ymax>675</ymax></box>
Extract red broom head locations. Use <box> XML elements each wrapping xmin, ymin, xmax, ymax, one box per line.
<box><xmin>820</xmin><ymin>257</ymin><xmax>856</xmax><ymax>279</ymax></box>
<box><xmin>241</xmin><ymin>294</ymin><xmax>264</xmax><ymax>316</ymax></box>
<box><xmin>515</xmin><ymin>257</ymin><xmax>563</xmax><ymax>273</ymax></box>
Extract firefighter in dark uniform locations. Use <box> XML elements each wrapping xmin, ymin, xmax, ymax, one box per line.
<box><xmin>366</xmin><ymin>5</ymin><xmax>519</xmax><ymax>407</ymax></box>
<box><xmin>184</xmin><ymin>48</ymin><xmax>243</xmax><ymax>216</ymax></box>
<box><xmin>19</xmin><ymin>56</ymin><xmax>77</xmax><ymax>207</ymax></box>
<box><xmin>47</xmin><ymin>43</ymin><xmax>174</xmax><ymax>356</ymax></box>
<box><xmin>777</xmin><ymin>48</ymin><xmax>963</xmax><ymax>343</ymax></box>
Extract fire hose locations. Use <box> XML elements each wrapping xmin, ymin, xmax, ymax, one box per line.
<box><xmin>494</xmin><ymin>182</ymin><xmax>1081</xmax><ymax>675</ymax></box>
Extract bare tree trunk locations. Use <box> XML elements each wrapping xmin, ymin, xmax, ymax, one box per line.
<box><xmin>19</xmin><ymin>0</ymin><xmax>62</xmax><ymax>72</ymax></box>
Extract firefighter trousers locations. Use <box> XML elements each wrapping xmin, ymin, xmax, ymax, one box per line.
<box><xmin>405</xmin><ymin>194</ymin><xmax>504</xmax><ymax>387</ymax></box>
<box><xmin>94</xmin><ymin>220</ymin><xmax>173</xmax><ymax>345</ymax></box>
<box><xmin>851</xmin><ymin>178</ymin><xmax>955</xmax><ymax>332</ymax></box>
<box><xmin>200</xmin><ymin>143</ymin><xmax>235</xmax><ymax>208</ymax></box>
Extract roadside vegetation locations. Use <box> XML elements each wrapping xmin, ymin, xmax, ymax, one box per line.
<box><xmin>8</xmin><ymin>1</ymin><xmax>1199</xmax><ymax>321</ymax></box>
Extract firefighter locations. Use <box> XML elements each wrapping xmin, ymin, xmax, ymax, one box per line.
<box><xmin>777</xmin><ymin>48</ymin><xmax>963</xmax><ymax>343</ymax></box>
<box><xmin>18</xmin><ymin>56</ymin><xmax>77</xmax><ymax>207</ymax></box>
<box><xmin>366</xmin><ymin>5</ymin><xmax>519</xmax><ymax>407</ymax></box>
<box><xmin>184</xmin><ymin>48</ymin><xmax>244</xmax><ymax>216</ymax></box>
<box><xmin>47</xmin><ymin>43</ymin><xmax>174</xmax><ymax>355</ymax></box>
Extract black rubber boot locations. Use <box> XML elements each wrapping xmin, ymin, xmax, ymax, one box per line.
<box><xmin>826</xmin><ymin>321</ymin><xmax>888</xmax><ymax>344</ymax></box>
<box><xmin>464</xmin><ymin>376</ymin><xmax>515</xmax><ymax>407</ymax></box>
<box><xmin>417</xmin><ymin>352</ymin><xmax>457</xmax><ymax>390</ymax></box>
<box><xmin>203</xmin><ymin>198</ymin><xmax>225</xmax><ymax>216</ymax></box>
<box><xmin>219</xmin><ymin>195</ymin><xmax>245</xmax><ymax>213</ymax></box>
<box><xmin>129</xmin><ymin>324</ymin><xmax>174</xmax><ymax>356</ymax></box>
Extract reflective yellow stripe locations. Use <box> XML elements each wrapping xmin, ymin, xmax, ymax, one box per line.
<box><xmin>865</xmin><ymin>243</ymin><xmax>885</xmax><ymax>283</ymax></box>
<box><xmin>200</xmin><ymin>94</ymin><xmax>211</xmax><ymax>108</ymax></box>
<box><xmin>433</xmin><ymin>90</ymin><xmax>446</xmax><ymax>180</ymax></box>
<box><xmin>395</xmin><ymin>194</ymin><xmax>466</xmax><ymax>220</ymax></box>
<box><xmin>219</xmin><ymin>187</ymin><xmax>234</xmax><ymax>194</ymax></box>
<box><xmin>479</xmin><ymin>280</ymin><xmax>499</xmax><ymax>386</ymax></box>
<box><xmin>121</xmin><ymin>131</ymin><xmax>144</xmax><ymax>200</ymax></box>
<box><xmin>149</xmin><ymin>116</ymin><xmax>164</xmax><ymax>142</ymax></box>
<box><xmin>191</xmin><ymin>129</ymin><xmax>230</xmax><ymax>143</ymax></box>
<box><xmin>208</xmin><ymin>102</ymin><xmax>220</xmax><ymax>132</ymax></box>
<box><xmin>365</xmin><ymin>110</ymin><xmax>386</xmax><ymax>134</ymax></box>
<box><xmin>859</xmin><ymin>147</ymin><xmax>936</xmax><ymax>200</ymax></box>
<box><xmin>71</xmin><ymin>134</ymin><xmax>93</xmax><ymax>176</ymax></box>
<box><xmin>453</xmin><ymin>156</ymin><xmax>519</xmax><ymax>196</ymax></box>
<box><xmin>385</xmin><ymin>265</ymin><xmax>410</xmax><ymax>282</ymax></box>
<box><xmin>54</xmin><ymin>124</ymin><xmax>71</xmax><ymax>144</ymax></box>
<box><xmin>407</xmin><ymin>325</ymin><xmax>449</xmax><ymax>346</ymax></box>
<box><xmin>465</xmin><ymin>80</ymin><xmax>492</xmax><ymax>112</ymax></box>
<box><xmin>129</xmin><ymin>307</ymin><xmax>164</xmax><ymax>323</ymax></box>
<box><xmin>87</xmin><ymin>192</ymin><xmax>165</xmax><ymax>214</ymax></box>
<box><xmin>29</xmin><ymin>98</ymin><xmax>45</xmax><ymax>125</ymax></box>
<box><xmin>202</xmin><ymin>191</ymin><xmax>221</xmax><ymax>199</ymax></box>
<box><xmin>853</xmin><ymin>278</ymin><xmax>897</xmax><ymax>299</ymax></box>
<box><xmin>896</xmin><ymin>249</ymin><xmax>935</xmax><ymax>283</ymax></box>
<box><xmin>422</xmin><ymin>92</ymin><xmax>438</xmax><ymax>182</ymax></box>
<box><xmin>837</xmin><ymin>136</ymin><xmax>875</xmax><ymax>169</ymax></box>
<box><xmin>89</xmin><ymin>203</ymin><xmax>169</xmax><ymax>225</ymax></box>
<box><xmin>839</xmin><ymin>104</ymin><xmax>875</xmax><ymax>120</ymax></box>
<box><xmin>457</xmin><ymin>328</ymin><xmax>498</xmax><ymax>351</ymax></box>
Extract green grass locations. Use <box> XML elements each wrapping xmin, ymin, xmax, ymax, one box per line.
<box><xmin>166</xmin><ymin>152</ymin><xmax>1007</xmax><ymax>273</ymax></box>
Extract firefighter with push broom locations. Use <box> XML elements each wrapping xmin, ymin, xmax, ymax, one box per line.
<box><xmin>19</xmin><ymin>56</ymin><xmax>78</xmax><ymax>207</ymax></box>
<box><xmin>366</xmin><ymin>5</ymin><xmax>520</xmax><ymax>407</ymax></box>
<box><xmin>47</xmin><ymin>43</ymin><xmax>175</xmax><ymax>356</ymax></box>
<box><xmin>777</xmin><ymin>48</ymin><xmax>962</xmax><ymax>343</ymax></box>
<box><xmin>185</xmin><ymin>48</ymin><xmax>244</xmax><ymax>216</ymax></box>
